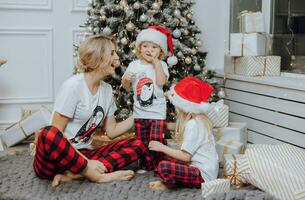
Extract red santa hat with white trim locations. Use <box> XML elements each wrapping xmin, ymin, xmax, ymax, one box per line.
<box><xmin>167</xmin><ymin>77</ymin><xmax>214</xmax><ymax>114</ymax></box>
<box><xmin>136</xmin><ymin>26</ymin><xmax>178</xmax><ymax>66</ymax></box>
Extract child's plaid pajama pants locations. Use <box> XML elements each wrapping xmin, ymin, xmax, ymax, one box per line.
<box><xmin>33</xmin><ymin>126</ymin><xmax>145</xmax><ymax>179</ymax></box>
<box><xmin>134</xmin><ymin>119</ymin><xmax>166</xmax><ymax>171</ymax></box>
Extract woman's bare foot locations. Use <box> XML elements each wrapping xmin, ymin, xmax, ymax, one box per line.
<box><xmin>52</xmin><ymin>173</ymin><xmax>73</xmax><ymax>187</ymax></box>
<box><xmin>149</xmin><ymin>181</ymin><xmax>175</xmax><ymax>191</ymax></box>
<box><xmin>96</xmin><ymin>170</ymin><xmax>135</xmax><ymax>183</ymax></box>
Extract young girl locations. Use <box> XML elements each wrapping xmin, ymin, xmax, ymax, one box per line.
<box><xmin>148</xmin><ymin>77</ymin><xmax>219</xmax><ymax>190</ymax></box>
<box><xmin>121</xmin><ymin>26</ymin><xmax>177</xmax><ymax>172</ymax></box>
<box><xmin>33</xmin><ymin>35</ymin><xmax>145</xmax><ymax>187</ymax></box>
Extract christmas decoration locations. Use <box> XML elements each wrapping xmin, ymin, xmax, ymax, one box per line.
<box><xmin>78</xmin><ymin>0</ymin><xmax>220</xmax><ymax>121</ymax></box>
<box><xmin>0</xmin><ymin>58</ymin><xmax>7</xmax><ymax>67</ymax></box>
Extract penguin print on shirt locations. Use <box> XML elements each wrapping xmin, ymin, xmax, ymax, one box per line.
<box><xmin>136</xmin><ymin>77</ymin><xmax>156</xmax><ymax>107</ymax></box>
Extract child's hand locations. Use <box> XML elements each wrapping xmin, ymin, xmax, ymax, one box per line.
<box><xmin>148</xmin><ymin>141</ymin><xmax>166</xmax><ymax>152</ymax></box>
<box><xmin>123</xmin><ymin>72</ymin><xmax>135</xmax><ymax>82</ymax></box>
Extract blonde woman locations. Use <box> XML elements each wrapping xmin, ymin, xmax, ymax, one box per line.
<box><xmin>148</xmin><ymin>77</ymin><xmax>219</xmax><ymax>190</ymax></box>
<box><xmin>33</xmin><ymin>35</ymin><xmax>145</xmax><ymax>187</ymax></box>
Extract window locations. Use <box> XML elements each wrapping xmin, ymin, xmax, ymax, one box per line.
<box><xmin>229</xmin><ymin>0</ymin><xmax>305</xmax><ymax>75</ymax></box>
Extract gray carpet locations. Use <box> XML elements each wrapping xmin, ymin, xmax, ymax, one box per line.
<box><xmin>0</xmin><ymin>151</ymin><xmax>278</xmax><ymax>200</ymax></box>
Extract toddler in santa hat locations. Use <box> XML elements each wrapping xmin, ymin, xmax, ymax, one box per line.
<box><xmin>148</xmin><ymin>77</ymin><xmax>219</xmax><ymax>190</ymax></box>
<box><xmin>121</xmin><ymin>26</ymin><xmax>177</xmax><ymax>173</ymax></box>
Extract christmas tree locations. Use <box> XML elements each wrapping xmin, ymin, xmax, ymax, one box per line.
<box><xmin>80</xmin><ymin>0</ymin><xmax>222</xmax><ymax>121</ymax></box>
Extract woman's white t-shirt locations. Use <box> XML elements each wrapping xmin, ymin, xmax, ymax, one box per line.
<box><xmin>181</xmin><ymin>118</ymin><xmax>219</xmax><ymax>181</ymax></box>
<box><xmin>53</xmin><ymin>73</ymin><xmax>117</xmax><ymax>149</ymax></box>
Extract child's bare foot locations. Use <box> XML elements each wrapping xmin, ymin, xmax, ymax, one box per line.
<box><xmin>96</xmin><ymin>170</ymin><xmax>135</xmax><ymax>183</ymax></box>
<box><xmin>149</xmin><ymin>181</ymin><xmax>175</xmax><ymax>191</ymax></box>
<box><xmin>52</xmin><ymin>173</ymin><xmax>73</xmax><ymax>187</ymax></box>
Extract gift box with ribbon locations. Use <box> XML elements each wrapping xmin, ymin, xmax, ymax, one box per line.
<box><xmin>201</xmin><ymin>178</ymin><xmax>231</xmax><ymax>198</ymax></box>
<box><xmin>0</xmin><ymin>106</ymin><xmax>51</xmax><ymax>147</ymax></box>
<box><xmin>213</xmin><ymin>122</ymin><xmax>247</xmax><ymax>144</ymax></box>
<box><xmin>228</xmin><ymin>56</ymin><xmax>281</xmax><ymax>77</ymax></box>
<box><xmin>216</xmin><ymin>140</ymin><xmax>244</xmax><ymax>163</ymax></box>
<box><xmin>239</xmin><ymin>11</ymin><xmax>265</xmax><ymax>33</ymax></box>
<box><xmin>207</xmin><ymin>100</ymin><xmax>229</xmax><ymax>128</ymax></box>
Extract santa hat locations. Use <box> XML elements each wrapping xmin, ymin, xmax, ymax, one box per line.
<box><xmin>136</xmin><ymin>77</ymin><xmax>153</xmax><ymax>96</ymax></box>
<box><xmin>136</xmin><ymin>26</ymin><xmax>178</xmax><ymax>66</ymax></box>
<box><xmin>167</xmin><ymin>77</ymin><xmax>214</xmax><ymax>114</ymax></box>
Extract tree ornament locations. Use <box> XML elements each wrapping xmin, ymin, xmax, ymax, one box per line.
<box><xmin>103</xmin><ymin>26</ymin><xmax>112</xmax><ymax>35</ymax></box>
<box><xmin>126</xmin><ymin>22</ymin><xmax>135</xmax><ymax>31</ymax></box>
<box><xmin>126</xmin><ymin>9</ymin><xmax>134</xmax><ymax>17</ymax></box>
<box><xmin>93</xmin><ymin>27</ymin><xmax>100</xmax><ymax>33</ymax></box>
<box><xmin>120</xmin><ymin>37</ymin><xmax>128</xmax><ymax>45</ymax></box>
<box><xmin>99</xmin><ymin>15</ymin><xmax>106</xmax><ymax>21</ymax></box>
<box><xmin>133</xmin><ymin>1</ymin><xmax>140</xmax><ymax>9</ymax></box>
<box><xmin>196</xmin><ymin>40</ymin><xmax>203</xmax><ymax>47</ymax></box>
<box><xmin>193</xmin><ymin>65</ymin><xmax>201</xmax><ymax>71</ymax></box>
<box><xmin>191</xmin><ymin>48</ymin><xmax>197</xmax><ymax>55</ymax></box>
<box><xmin>99</xmin><ymin>8</ymin><xmax>106</xmax><ymax>16</ymax></box>
<box><xmin>186</xmin><ymin>13</ymin><xmax>193</xmax><ymax>19</ymax></box>
<box><xmin>93</xmin><ymin>20</ymin><xmax>99</xmax><ymax>27</ymax></box>
<box><xmin>218</xmin><ymin>89</ymin><xmax>226</xmax><ymax>98</ymax></box>
<box><xmin>173</xmin><ymin>29</ymin><xmax>181</xmax><ymax>38</ymax></box>
<box><xmin>152</xmin><ymin>2</ymin><xmax>161</xmax><ymax>10</ymax></box>
<box><xmin>167</xmin><ymin>56</ymin><xmax>178</xmax><ymax>66</ymax></box>
<box><xmin>177</xmin><ymin>51</ymin><xmax>184</xmax><ymax>58</ymax></box>
<box><xmin>183</xmin><ymin>29</ymin><xmax>189</xmax><ymax>36</ymax></box>
<box><xmin>184</xmin><ymin>57</ymin><xmax>192</xmax><ymax>64</ymax></box>
<box><xmin>180</xmin><ymin>17</ymin><xmax>188</xmax><ymax>27</ymax></box>
<box><xmin>173</xmin><ymin>9</ymin><xmax>181</xmax><ymax>17</ymax></box>
<box><xmin>139</xmin><ymin>14</ymin><xmax>148</xmax><ymax>22</ymax></box>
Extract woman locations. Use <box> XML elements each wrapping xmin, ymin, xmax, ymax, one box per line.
<box><xmin>33</xmin><ymin>34</ymin><xmax>145</xmax><ymax>187</ymax></box>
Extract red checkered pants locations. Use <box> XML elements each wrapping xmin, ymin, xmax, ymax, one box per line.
<box><xmin>154</xmin><ymin>157</ymin><xmax>204</xmax><ymax>188</ymax></box>
<box><xmin>33</xmin><ymin>126</ymin><xmax>145</xmax><ymax>179</ymax></box>
<box><xmin>134</xmin><ymin>119</ymin><xmax>166</xmax><ymax>171</ymax></box>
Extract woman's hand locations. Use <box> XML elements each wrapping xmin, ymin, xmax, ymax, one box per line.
<box><xmin>148</xmin><ymin>141</ymin><xmax>166</xmax><ymax>153</ymax></box>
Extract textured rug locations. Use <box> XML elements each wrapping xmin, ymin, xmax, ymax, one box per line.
<box><xmin>0</xmin><ymin>150</ymin><xmax>277</xmax><ymax>200</ymax></box>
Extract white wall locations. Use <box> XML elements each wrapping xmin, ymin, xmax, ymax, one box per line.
<box><xmin>194</xmin><ymin>0</ymin><xmax>229</xmax><ymax>71</ymax></box>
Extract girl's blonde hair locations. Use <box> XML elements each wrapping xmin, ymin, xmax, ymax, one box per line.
<box><xmin>135</xmin><ymin>42</ymin><xmax>166</xmax><ymax>60</ymax></box>
<box><xmin>77</xmin><ymin>34</ymin><xmax>116</xmax><ymax>73</ymax></box>
<box><xmin>174</xmin><ymin>108</ymin><xmax>213</xmax><ymax>143</ymax></box>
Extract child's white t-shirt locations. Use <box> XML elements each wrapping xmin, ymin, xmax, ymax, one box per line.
<box><xmin>181</xmin><ymin>118</ymin><xmax>219</xmax><ymax>181</ymax></box>
<box><xmin>124</xmin><ymin>59</ymin><xmax>169</xmax><ymax>120</ymax></box>
<box><xmin>53</xmin><ymin>73</ymin><xmax>117</xmax><ymax>150</ymax></box>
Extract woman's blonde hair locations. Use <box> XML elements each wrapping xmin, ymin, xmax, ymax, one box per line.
<box><xmin>135</xmin><ymin>42</ymin><xmax>166</xmax><ymax>60</ymax></box>
<box><xmin>173</xmin><ymin>108</ymin><xmax>213</xmax><ymax>143</ymax></box>
<box><xmin>76</xmin><ymin>34</ymin><xmax>116</xmax><ymax>73</ymax></box>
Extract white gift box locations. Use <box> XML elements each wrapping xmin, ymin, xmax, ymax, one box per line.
<box><xmin>213</xmin><ymin>122</ymin><xmax>247</xmax><ymax>144</ymax></box>
<box><xmin>216</xmin><ymin>140</ymin><xmax>243</xmax><ymax>163</ymax></box>
<box><xmin>240</xmin><ymin>11</ymin><xmax>265</xmax><ymax>33</ymax></box>
<box><xmin>201</xmin><ymin>179</ymin><xmax>230</xmax><ymax>198</ymax></box>
<box><xmin>227</xmin><ymin>56</ymin><xmax>281</xmax><ymax>77</ymax></box>
<box><xmin>207</xmin><ymin>100</ymin><xmax>229</xmax><ymax>128</ymax></box>
<box><xmin>230</xmin><ymin>33</ymin><xmax>266</xmax><ymax>56</ymax></box>
<box><xmin>1</xmin><ymin>106</ymin><xmax>51</xmax><ymax>147</ymax></box>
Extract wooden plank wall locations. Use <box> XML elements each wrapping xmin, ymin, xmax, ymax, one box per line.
<box><xmin>223</xmin><ymin>78</ymin><xmax>305</xmax><ymax>149</ymax></box>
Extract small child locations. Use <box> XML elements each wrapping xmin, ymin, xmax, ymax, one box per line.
<box><xmin>148</xmin><ymin>77</ymin><xmax>219</xmax><ymax>190</ymax></box>
<box><xmin>121</xmin><ymin>26</ymin><xmax>177</xmax><ymax>172</ymax></box>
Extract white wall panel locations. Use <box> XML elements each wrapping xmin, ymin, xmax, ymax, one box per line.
<box><xmin>71</xmin><ymin>0</ymin><xmax>87</xmax><ymax>12</ymax></box>
<box><xmin>0</xmin><ymin>0</ymin><xmax>52</xmax><ymax>10</ymax></box>
<box><xmin>0</xmin><ymin>28</ymin><xmax>53</xmax><ymax>103</ymax></box>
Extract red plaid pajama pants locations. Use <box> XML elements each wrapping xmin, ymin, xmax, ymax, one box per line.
<box><xmin>154</xmin><ymin>157</ymin><xmax>204</xmax><ymax>188</ymax></box>
<box><xmin>33</xmin><ymin>126</ymin><xmax>145</xmax><ymax>179</ymax></box>
<box><xmin>134</xmin><ymin>119</ymin><xmax>166</xmax><ymax>171</ymax></box>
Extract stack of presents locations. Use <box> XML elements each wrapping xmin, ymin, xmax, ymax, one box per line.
<box><xmin>226</xmin><ymin>11</ymin><xmax>281</xmax><ymax>77</ymax></box>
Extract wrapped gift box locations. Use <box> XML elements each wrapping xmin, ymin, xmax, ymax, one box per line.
<box><xmin>207</xmin><ymin>100</ymin><xmax>229</xmax><ymax>128</ymax></box>
<box><xmin>227</xmin><ymin>56</ymin><xmax>281</xmax><ymax>77</ymax></box>
<box><xmin>213</xmin><ymin>122</ymin><xmax>247</xmax><ymax>144</ymax></box>
<box><xmin>230</xmin><ymin>33</ymin><xmax>266</xmax><ymax>56</ymax></box>
<box><xmin>201</xmin><ymin>179</ymin><xmax>230</xmax><ymax>198</ymax></box>
<box><xmin>216</xmin><ymin>140</ymin><xmax>244</xmax><ymax>163</ymax></box>
<box><xmin>0</xmin><ymin>106</ymin><xmax>51</xmax><ymax>147</ymax></box>
<box><xmin>239</xmin><ymin>11</ymin><xmax>265</xmax><ymax>33</ymax></box>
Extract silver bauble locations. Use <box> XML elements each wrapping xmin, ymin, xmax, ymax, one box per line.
<box><xmin>185</xmin><ymin>57</ymin><xmax>192</xmax><ymax>64</ymax></box>
<box><xmin>93</xmin><ymin>20</ymin><xmax>99</xmax><ymax>26</ymax></box>
<box><xmin>126</xmin><ymin>9</ymin><xmax>134</xmax><ymax>17</ymax></box>
<box><xmin>173</xmin><ymin>29</ymin><xmax>181</xmax><ymax>38</ymax></box>
<box><xmin>186</xmin><ymin>13</ymin><xmax>193</xmax><ymax>19</ymax></box>
<box><xmin>126</xmin><ymin>22</ymin><xmax>135</xmax><ymax>31</ymax></box>
<box><xmin>177</xmin><ymin>51</ymin><xmax>184</xmax><ymax>58</ymax></box>
<box><xmin>99</xmin><ymin>8</ymin><xmax>106</xmax><ymax>16</ymax></box>
<box><xmin>121</xmin><ymin>37</ymin><xmax>128</xmax><ymax>45</ymax></box>
<box><xmin>196</xmin><ymin>40</ymin><xmax>203</xmax><ymax>47</ymax></box>
<box><xmin>218</xmin><ymin>89</ymin><xmax>226</xmax><ymax>98</ymax></box>
<box><xmin>99</xmin><ymin>15</ymin><xmax>106</xmax><ymax>21</ymax></box>
<box><xmin>133</xmin><ymin>2</ymin><xmax>140</xmax><ymax>9</ymax></box>
<box><xmin>103</xmin><ymin>26</ymin><xmax>112</xmax><ymax>35</ymax></box>
<box><xmin>191</xmin><ymin>48</ymin><xmax>197</xmax><ymax>55</ymax></box>
<box><xmin>193</xmin><ymin>65</ymin><xmax>201</xmax><ymax>71</ymax></box>
<box><xmin>183</xmin><ymin>29</ymin><xmax>189</xmax><ymax>36</ymax></box>
<box><xmin>93</xmin><ymin>27</ymin><xmax>100</xmax><ymax>33</ymax></box>
<box><xmin>139</xmin><ymin>14</ymin><xmax>148</xmax><ymax>22</ymax></box>
<box><xmin>173</xmin><ymin>9</ymin><xmax>181</xmax><ymax>17</ymax></box>
<box><xmin>180</xmin><ymin>17</ymin><xmax>188</xmax><ymax>27</ymax></box>
<box><xmin>152</xmin><ymin>2</ymin><xmax>160</xmax><ymax>10</ymax></box>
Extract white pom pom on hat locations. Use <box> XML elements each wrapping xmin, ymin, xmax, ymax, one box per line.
<box><xmin>136</xmin><ymin>26</ymin><xmax>178</xmax><ymax>66</ymax></box>
<box><xmin>167</xmin><ymin>77</ymin><xmax>214</xmax><ymax>114</ymax></box>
